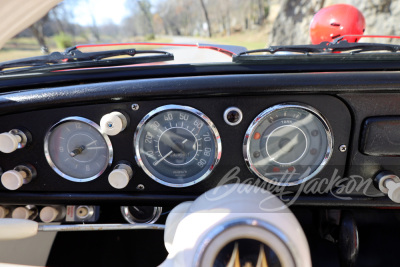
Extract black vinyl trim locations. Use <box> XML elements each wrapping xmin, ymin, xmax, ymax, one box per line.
<box><xmin>2</xmin><ymin>61</ymin><xmax>400</xmax><ymax>91</ymax></box>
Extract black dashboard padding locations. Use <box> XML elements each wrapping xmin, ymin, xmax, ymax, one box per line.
<box><xmin>360</xmin><ymin>117</ymin><xmax>400</xmax><ymax>156</ymax></box>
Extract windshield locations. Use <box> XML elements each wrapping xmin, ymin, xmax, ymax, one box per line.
<box><xmin>0</xmin><ymin>0</ymin><xmax>399</xmax><ymax>65</ymax></box>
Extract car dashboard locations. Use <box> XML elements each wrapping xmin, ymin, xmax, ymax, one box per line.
<box><xmin>1</xmin><ymin>68</ymin><xmax>400</xmax><ymax>266</ymax></box>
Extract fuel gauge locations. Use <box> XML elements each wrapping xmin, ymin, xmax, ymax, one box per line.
<box><xmin>44</xmin><ymin>117</ymin><xmax>113</xmax><ymax>182</ymax></box>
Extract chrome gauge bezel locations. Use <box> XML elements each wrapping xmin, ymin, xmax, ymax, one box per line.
<box><xmin>121</xmin><ymin>206</ymin><xmax>162</xmax><ymax>224</ymax></box>
<box><xmin>134</xmin><ymin>105</ymin><xmax>222</xmax><ymax>188</ymax></box>
<box><xmin>243</xmin><ymin>103</ymin><xmax>333</xmax><ymax>186</ymax></box>
<box><xmin>44</xmin><ymin>116</ymin><xmax>113</xmax><ymax>182</ymax></box>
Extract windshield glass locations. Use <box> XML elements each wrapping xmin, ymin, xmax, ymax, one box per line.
<box><xmin>0</xmin><ymin>0</ymin><xmax>398</xmax><ymax>65</ymax></box>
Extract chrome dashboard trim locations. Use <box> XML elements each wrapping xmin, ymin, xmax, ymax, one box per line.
<box><xmin>223</xmin><ymin>106</ymin><xmax>243</xmax><ymax>126</ymax></box>
<box><xmin>38</xmin><ymin>223</ymin><xmax>165</xmax><ymax>232</ymax></box>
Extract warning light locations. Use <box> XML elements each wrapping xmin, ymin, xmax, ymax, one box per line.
<box><xmin>254</xmin><ymin>132</ymin><xmax>261</xmax><ymax>140</ymax></box>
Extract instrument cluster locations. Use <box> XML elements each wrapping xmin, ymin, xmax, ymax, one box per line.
<box><xmin>0</xmin><ymin>95</ymin><xmax>351</xmax><ymax>196</ymax></box>
<box><xmin>39</xmin><ymin>103</ymin><xmax>331</xmax><ymax>188</ymax></box>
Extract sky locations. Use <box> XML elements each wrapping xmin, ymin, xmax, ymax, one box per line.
<box><xmin>71</xmin><ymin>0</ymin><xmax>131</xmax><ymax>26</ymax></box>
<box><xmin>69</xmin><ymin>0</ymin><xmax>162</xmax><ymax>26</ymax></box>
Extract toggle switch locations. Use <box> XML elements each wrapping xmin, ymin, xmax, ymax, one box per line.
<box><xmin>100</xmin><ymin>111</ymin><xmax>128</xmax><ymax>136</ymax></box>
<box><xmin>0</xmin><ymin>129</ymin><xmax>29</xmax><ymax>153</ymax></box>
<box><xmin>1</xmin><ymin>164</ymin><xmax>36</xmax><ymax>190</ymax></box>
<box><xmin>108</xmin><ymin>163</ymin><xmax>133</xmax><ymax>189</ymax></box>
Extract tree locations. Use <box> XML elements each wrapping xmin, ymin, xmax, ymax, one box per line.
<box><xmin>136</xmin><ymin>0</ymin><xmax>155</xmax><ymax>36</ymax></box>
<box><xmin>199</xmin><ymin>0</ymin><xmax>212</xmax><ymax>37</ymax></box>
<box><xmin>29</xmin><ymin>14</ymin><xmax>49</xmax><ymax>53</ymax></box>
<box><xmin>257</xmin><ymin>0</ymin><xmax>266</xmax><ymax>25</ymax></box>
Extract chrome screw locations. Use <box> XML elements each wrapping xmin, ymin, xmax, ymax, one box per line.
<box><xmin>136</xmin><ymin>184</ymin><xmax>145</xmax><ymax>190</ymax></box>
<box><xmin>339</xmin><ymin>145</ymin><xmax>347</xmax><ymax>152</ymax></box>
<box><xmin>131</xmin><ymin>104</ymin><xmax>139</xmax><ymax>111</ymax></box>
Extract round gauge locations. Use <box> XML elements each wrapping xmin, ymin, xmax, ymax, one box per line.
<box><xmin>44</xmin><ymin>117</ymin><xmax>113</xmax><ymax>182</ymax></box>
<box><xmin>134</xmin><ymin>105</ymin><xmax>221</xmax><ymax>187</ymax></box>
<box><xmin>121</xmin><ymin>206</ymin><xmax>162</xmax><ymax>224</ymax></box>
<box><xmin>243</xmin><ymin>104</ymin><xmax>332</xmax><ymax>186</ymax></box>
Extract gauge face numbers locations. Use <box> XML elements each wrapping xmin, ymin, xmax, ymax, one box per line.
<box><xmin>135</xmin><ymin>105</ymin><xmax>221</xmax><ymax>187</ymax></box>
<box><xmin>244</xmin><ymin>104</ymin><xmax>332</xmax><ymax>186</ymax></box>
<box><xmin>44</xmin><ymin>117</ymin><xmax>113</xmax><ymax>182</ymax></box>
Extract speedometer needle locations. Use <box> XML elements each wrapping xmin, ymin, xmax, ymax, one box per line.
<box><xmin>153</xmin><ymin>150</ymin><xmax>173</xmax><ymax>166</ymax></box>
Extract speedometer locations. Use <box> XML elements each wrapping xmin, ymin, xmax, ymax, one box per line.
<box><xmin>134</xmin><ymin>105</ymin><xmax>221</xmax><ymax>187</ymax></box>
<box><xmin>243</xmin><ymin>103</ymin><xmax>332</xmax><ymax>186</ymax></box>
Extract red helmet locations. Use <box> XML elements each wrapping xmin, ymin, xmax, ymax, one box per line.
<box><xmin>310</xmin><ymin>4</ymin><xmax>366</xmax><ymax>44</ymax></box>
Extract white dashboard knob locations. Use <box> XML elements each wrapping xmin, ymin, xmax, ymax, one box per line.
<box><xmin>0</xmin><ymin>132</ymin><xmax>22</xmax><ymax>153</ymax></box>
<box><xmin>375</xmin><ymin>171</ymin><xmax>400</xmax><ymax>203</ymax></box>
<box><xmin>385</xmin><ymin>179</ymin><xmax>400</xmax><ymax>203</ymax></box>
<box><xmin>100</xmin><ymin>111</ymin><xmax>127</xmax><ymax>136</ymax></box>
<box><xmin>1</xmin><ymin>170</ymin><xmax>27</xmax><ymax>190</ymax></box>
<box><xmin>12</xmin><ymin>207</ymin><xmax>33</xmax><ymax>220</ymax></box>
<box><xmin>0</xmin><ymin>206</ymin><xmax>9</xmax><ymax>218</ymax></box>
<box><xmin>40</xmin><ymin>206</ymin><xmax>59</xmax><ymax>223</ymax></box>
<box><xmin>108</xmin><ymin>169</ymin><xmax>131</xmax><ymax>189</ymax></box>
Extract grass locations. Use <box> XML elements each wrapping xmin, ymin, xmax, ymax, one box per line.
<box><xmin>0</xmin><ymin>37</ymin><xmax>46</xmax><ymax>62</ymax></box>
<box><xmin>0</xmin><ymin>50</ymin><xmax>42</xmax><ymax>62</ymax></box>
<box><xmin>206</xmin><ymin>27</ymin><xmax>270</xmax><ymax>50</ymax></box>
